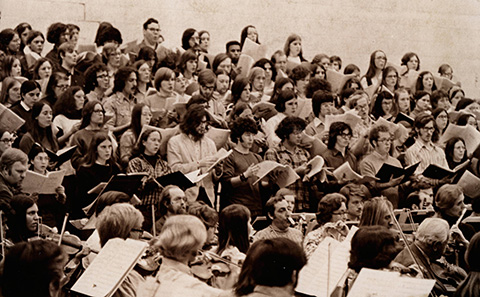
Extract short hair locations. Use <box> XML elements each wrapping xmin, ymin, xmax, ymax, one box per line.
<box><xmin>226</xmin><ymin>40</ymin><xmax>241</xmax><ymax>52</ymax></box>
<box><xmin>143</xmin><ymin>18</ymin><xmax>159</xmax><ymax>30</ymax></box>
<box><xmin>178</xmin><ymin>49</ymin><xmax>197</xmax><ymax>73</ymax></box>
<box><xmin>20</xmin><ymin>80</ymin><xmax>41</xmax><ymax>97</ymax></box>
<box><xmin>96</xmin><ymin>203</ymin><xmax>143</xmax><ymax>247</ymax></box>
<box><xmin>349</xmin><ymin>226</ymin><xmax>399</xmax><ymax>272</ymax></box>
<box><xmin>312</xmin><ymin>90</ymin><xmax>335</xmax><ymax>117</ymax></box>
<box><xmin>455</xmin><ymin>98</ymin><xmax>475</xmax><ymax>112</ymax></box>
<box><xmin>435</xmin><ymin>184</ymin><xmax>463</xmax><ymax>211</ymax></box>
<box><xmin>236</xmin><ymin>238</ymin><xmax>306</xmax><ymax>294</ymax></box>
<box><xmin>96</xmin><ymin>26</ymin><xmax>122</xmax><ymax>46</ymax></box>
<box><xmin>275</xmin><ymin>116</ymin><xmax>306</xmax><ymax>141</ymax></box>
<box><xmin>230</xmin><ymin>117</ymin><xmax>258</xmax><ymax>143</ymax></box>
<box><xmin>181</xmin><ymin>28</ymin><xmax>197</xmax><ymax>50</ymax></box>
<box><xmin>438</xmin><ymin>64</ymin><xmax>452</xmax><ymax>76</ymax></box>
<box><xmin>46</xmin><ymin>22</ymin><xmax>67</xmax><ymax>45</ymax></box>
<box><xmin>414</xmin><ymin>112</ymin><xmax>434</xmax><ymax>131</ymax></box>
<box><xmin>275</xmin><ymin>89</ymin><xmax>296</xmax><ymax>113</ymax></box>
<box><xmin>155</xmin><ymin>215</ymin><xmax>207</xmax><ymax>260</ymax></box>
<box><xmin>368</xmin><ymin>124</ymin><xmax>391</xmax><ymax>146</ymax></box>
<box><xmin>0</xmin><ymin>148</ymin><xmax>28</xmax><ymax>171</ymax></box>
<box><xmin>158</xmin><ymin>185</ymin><xmax>182</xmax><ymax>216</ymax></box>
<box><xmin>328</xmin><ymin>121</ymin><xmax>352</xmax><ymax>149</ymax></box>
<box><xmin>359</xmin><ymin>197</ymin><xmax>393</xmax><ymax>227</ymax></box>
<box><xmin>339</xmin><ymin>183</ymin><xmax>371</xmax><ymax>204</ymax></box>
<box><xmin>289</xmin><ymin>64</ymin><xmax>311</xmax><ymax>84</ymax></box>
<box><xmin>430</xmin><ymin>90</ymin><xmax>449</xmax><ymax>109</ymax></box>
<box><xmin>154</xmin><ymin>67</ymin><xmax>175</xmax><ymax>91</ymax></box>
<box><xmin>316</xmin><ymin>193</ymin><xmax>347</xmax><ymax>225</ymax></box>
<box><xmin>217</xmin><ymin>204</ymin><xmax>251</xmax><ymax>255</ymax></box>
<box><xmin>312</xmin><ymin>53</ymin><xmax>329</xmax><ymax>66</ymax></box>
<box><xmin>270</xmin><ymin>50</ymin><xmax>286</xmax><ymax>64</ymax></box>
<box><xmin>415</xmin><ymin>218</ymin><xmax>449</xmax><ymax>245</ymax></box>
<box><xmin>197</xmin><ymin>69</ymin><xmax>216</xmax><ymax>86</ymax></box>
<box><xmin>401</xmin><ymin>52</ymin><xmax>420</xmax><ymax>71</ymax></box>
<box><xmin>265</xmin><ymin>195</ymin><xmax>285</xmax><ymax>221</ymax></box>
<box><xmin>26</xmin><ymin>30</ymin><xmax>44</xmax><ymax>45</ymax></box>
<box><xmin>112</xmin><ymin>66</ymin><xmax>136</xmax><ymax>93</ymax></box>
<box><xmin>84</xmin><ymin>63</ymin><xmax>109</xmax><ymax>93</ymax></box>
<box><xmin>253</xmin><ymin>58</ymin><xmax>276</xmax><ymax>81</ymax></box>
<box><xmin>2</xmin><ymin>240</ymin><xmax>66</xmax><ymax>297</ymax></box>
<box><xmin>57</xmin><ymin>42</ymin><xmax>75</xmax><ymax>60</ymax></box>
<box><xmin>330</xmin><ymin>55</ymin><xmax>342</xmax><ymax>69</ymax></box>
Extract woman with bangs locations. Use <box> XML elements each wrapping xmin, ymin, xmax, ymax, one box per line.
<box><xmin>380</xmin><ymin>66</ymin><xmax>399</xmax><ymax>96</ymax></box>
<box><xmin>360</xmin><ymin>50</ymin><xmax>387</xmax><ymax>89</ymax></box>
<box><xmin>1</xmin><ymin>55</ymin><xmax>23</xmax><ymax>79</ymax></box>
<box><xmin>22</xmin><ymin>30</ymin><xmax>45</xmax><ymax>72</ymax></box>
<box><xmin>0</xmin><ymin>28</ymin><xmax>21</xmax><ymax>58</ymax></box>
<box><xmin>0</xmin><ymin>77</ymin><xmax>22</xmax><ymax>108</ymax></box>
<box><xmin>253</xmin><ymin>58</ymin><xmax>275</xmax><ymax>96</ymax></box>
<box><xmin>399</xmin><ymin>52</ymin><xmax>420</xmax><ymax>87</ymax></box>
<box><xmin>178</xmin><ymin>49</ymin><xmax>198</xmax><ymax>88</ymax></box>
<box><xmin>144</xmin><ymin>67</ymin><xmax>177</xmax><ymax>128</ymax></box>
<box><xmin>133</xmin><ymin>59</ymin><xmax>152</xmax><ymax>102</ymax></box>
<box><xmin>52</xmin><ymin>86</ymin><xmax>84</xmax><ymax>146</ymax></box>
<box><xmin>248</xmin><ymin>67</ymin><xmax>269</xmax><ymax>103</ymax></box>
<box><xmin>415</xmin><ymin>71</ymin><xmax>437</xmax><ymax>95</ymax></box>
<box><xmin>212</xmin><ymin>69</ymin><xmax>231</xmax><ymax>107</ymax></box>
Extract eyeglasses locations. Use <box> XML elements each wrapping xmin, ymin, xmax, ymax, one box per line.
<box><xmin>201</xmin><ymin>85</ymin><xmax>215</xmax><ymax>91</ymax></box>
<box><xmin>56</xmin><ymin>84</ymin><xmax>69</xmax><ymax>90</ymax></box>
<box><xmin>339</xmin><ymin>133</ymin><xmax>352</xmax><ymax>138</ymax></box>
<box><xmin>0</xmin><ymin>138</ymin><xmax>14</xmax><ymax>144</ymax></box>
<box><xmin>147</xmin><ymin>27</ymin><xmax>161</xmax><ymax>33</ymax></box>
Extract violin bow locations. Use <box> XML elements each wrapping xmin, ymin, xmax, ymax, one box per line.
<box><xmin>0</xmin><ymin>211</ymin><xmax>4</xmax><ymax>258</ymax></box>
<box><xmin>151</xmin><ymin>205</ymin><xmax>156</xmax><ymax>237</ymax></box>
<box><xmin>58</xmin><ymin>213</ymin><xmax>69</xmax><ymax>246</ymax></box>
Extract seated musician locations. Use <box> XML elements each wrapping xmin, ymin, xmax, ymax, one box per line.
<box><xmin>6</xmin><ymin>194</ymin><xmax>39</xmax><ymax>243</ymax></box>
<box><xmin>394</xmin><ymin>218</ymin><xmax>467</xmax><ymax>296</ymax></box>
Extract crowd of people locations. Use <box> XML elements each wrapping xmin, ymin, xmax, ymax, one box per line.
<box><xmin>0</xmin><ymin>18</ymin><xmax>479</xmax><ymax>297</ymax></box>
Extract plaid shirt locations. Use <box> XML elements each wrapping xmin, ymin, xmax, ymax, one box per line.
<box><xmin>127</xmin><ymin>154</ymin><xmax>171</xmax><ymax>205</ymax></box>
<box><xmin>264</xmin><ymin>143</ymin><xmax>311</xmax><ymax>211</ymax></box>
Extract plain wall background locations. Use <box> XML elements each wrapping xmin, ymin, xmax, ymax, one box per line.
<box><xmin>1</xmin><ymin>0</ymin><xmax>479</xmax><ymax>96</ymax></box>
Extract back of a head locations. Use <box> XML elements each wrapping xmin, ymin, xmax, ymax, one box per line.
<box><xmin>3</xmin><ymin>240</ymin><xmax>66</xmax><ymax>297</ymax></box>
<box><xmin>435</xmin><ymin>184</ymin><xmax>462</xmax><ymax>211</ymax></box>
<box><xmin>349</xmin><ymin>226</ymin><xmax>399</xmax><ymax>273</ymax></box>
<box><xmin>415</xmin><ymin>218</ymin><xmax>449</xmax><ymax>245</ymax></box>
<box><xmin>96</xmin><ymin>203</ymin><xmax>143</xmax><ymax>247</ymax></box>
<box><xmin>156</xmin><ymin>215</ymin><xmax>207</xmax><ymax>260</ymax></box>
<box><xmin>95</xmin><ymin>191</ymin><xmax>131</xmax><ymax>216</ymax></box>
<box><xmin>359</xmin><ymin>197</ymin><xmax>392</xmax><ymax>228</ymax></box>
<box><xmin>236</xmin><ymin>238</ymin><xmax>306</xmax><ymax>294</ymax></box>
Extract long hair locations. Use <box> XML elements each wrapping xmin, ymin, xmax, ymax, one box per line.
<box><xmin>0</xmin><ymin>77</ymin><xmax>21</xmax><ymax>105</ymax></box>
<box><xmin>454</xmin><ymin>232</ymin><xmax>480</xmax><ymax>297</ymax></box>
<box><xmin>231</xmin><ymin>76</ymin><xmax>250</xmax><ymax>105</ymax></box>
<box><xmin>416</xmin><ymin>71</ymin><xmax>437</xmax><ymax>92</ymax></box>
<box><xmin>363</xmin><ymin>50</ymin><xmax>386</xmax><ymax>84</ymax></box>
<box><xmin>7</xmin><ymin>194</ymin><xmax>36</xmax><ymax>243</ymax></box>
<box><xmin>359</xmin><ymin>197</ymin><xmax>393</xmax><ymax>228</ymax></box>
<box><xmin>445</xmin><ymin>137</ymin><xmax>467</xmax><ymax>169</ymax></box>
<box><xmin>32</xmin><ymin>58</ymin><xmax>53</xmax><ymax>80</ymax></box>
<box><xmin>53</xmin><ymin>86</ymin><xmax>82</xmax><ymax>118</ymax></box>
<box><xmin>179</xmin><ymin>104</ymin><xmax>209</xmax><ymax>141</ymax></box>
<box><xmin>44</xmin><ymin>72</ymin><xmax>68</xmax><ymax>100</ymax></box>
<box><xmin>253</xmin><ymin>58</ymin><xmax>276</xmax><ymax>82</ymax></box>
<box><xmin>131</xmin><ymin>128</ymin><xmax>161</xmax><ymax>159</ymax></box>
<box><xmin>81</xmin><ymin>132</ymin><xmax>112</xmax><ymax>167</ymax></box>
<box><xmin>283</xmin><ymin>34</ymin><xmax>305</xmax><ymax>61</ymax></box>
<box><xmin>181</xmin><ymin>28</ymin><xmax>197</xmax><ymax>50</ymax></box>
<box><xmin>84</xmin><ymin>63</ymin><xmax>109</xmax><ymax>94</ymax></box>
<box><xmin>31</xmin><ymin>102</ymin><xmax>59</xmax><ymax>152</ymax></box>
<box><xmin>240</xmin><ymin>25</ymin><xmax>260</xmax><ymax>49</ymax></box>
<box><xmin>80</xmin><ymin>100</ymin><xmax>104</xmax><ymax>129</ymax></box>
<box><xmin>129</xmin><ymin>103</ymin><xmax>149</xmax><ymax>140</ymax></box>
<box><xmin>217</xmin><ymin>204</ymin><xmax>251</xmax><ymax>255</ymax></box>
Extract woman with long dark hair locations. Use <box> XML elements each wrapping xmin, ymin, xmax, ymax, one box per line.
<box><xmin>360</xmin><ymin>50</ymin><xmax>387</xmax><ymax>89</ymax></box>
<box><xmin>6</xmin><ymin>194</ymin><xmax>39</xmax><ymax>243</ymax></box>
<box><xmin>52</xmin><ymin>86</ymin><xmax>84</xmax><ymax>145</ymax></box>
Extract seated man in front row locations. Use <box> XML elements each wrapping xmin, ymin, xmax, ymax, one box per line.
<box><xmin>253</xmin><ymin>195</ymin><xmax>303</xmax><ymax>246</ymax></box>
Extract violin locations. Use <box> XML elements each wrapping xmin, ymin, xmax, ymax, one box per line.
<box><xmin>35</xmin><ymin>223</ymin><xmax>97</xmax><ymax>255</ymax></box>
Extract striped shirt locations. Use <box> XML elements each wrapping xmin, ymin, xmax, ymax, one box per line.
<box><xmin>404</xmin><ymin>139</ymin><xmax>448</xmax><ymax>174</ymax></box>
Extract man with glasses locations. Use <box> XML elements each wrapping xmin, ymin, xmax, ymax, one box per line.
<box><xmin>405</xmin><ymin>113</ymin><xmax>449</xmax><ymax>175</ymax></box>
<box><xmin>359</xmin><ymin>125</ymin><xmax>404</xmax><ymax>208</ymax></box>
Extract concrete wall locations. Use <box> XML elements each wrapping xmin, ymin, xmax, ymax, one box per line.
<box><xmin>1</xmin><ymin>0</ymin><xmax>479</xmax><ymax>96</ymax></box>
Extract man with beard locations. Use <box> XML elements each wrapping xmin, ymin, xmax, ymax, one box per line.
<box><xmin>167</xmin><ymin>104</ymin><xmax>222</xmax><ymax>208</ymax></box>
<box><xmin>253</xmin><ymin>196</ymin><xmax>303</xmax><ymax>246</ymax></box>
<box><xmin>0</xmin><ymin>148</ymin><xmax>28</xmax><ymax>211</ymax></box>
<box><xmin>154</xmin><ymin>185</ymin><xmax>187</xmax><ymax>232</ymax></box>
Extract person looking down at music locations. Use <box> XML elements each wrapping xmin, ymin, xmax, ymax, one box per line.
<box><xmin>0</xmin><ymin>148</ymin><xmax>28</xmax><ymax>210</ymax></box>
<box><xmin>167</xmin><ymin>104</ymin><xmax>221</xmax><ymax>207</ymax></box>
<box><xmin>394</xmin><ymin>218</ymin><xmax>467</xmax><ymax>296</ymax></box>
<box><xmin>27</xmin><ymin>145</ymin><xmax>66</xmax><ymax>229</ymax></box>
<box><xmin>127</xmin><ymin>128</ymin><xmax>171</xmax><ymax>231</ymax></box>
<box><xmin>339</xmin><ymin>183</ymin><xmax>370</xmax><ymax>222</ymax></box>
<box><xmin>253</xmin><ymin>195</ymin><xmax>303</xmax><ymax>246</ymax></box>
<box><xmin>139</xmin><ymin>215</ymin><xmax>225</xmax><ymax>297</ymax></box>
<box><xmin>303</xmin><ymin>193</ymin><xmax>349</xmax><ymax>259</ymax></box>
<box><xmin>95</xmin><ymin>203</ymin><xmax>145</xmax><ymax>297</ymax></box>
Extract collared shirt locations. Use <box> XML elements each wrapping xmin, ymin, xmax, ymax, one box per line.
<box><xmin>404</xmin><ymin>139</ymin><xmax>449</xmax><ymax>174</ymax></box>
<box><xmin>127</xmin><ymin>154</ymin><xmax>171</xmax><ymax>205</ymax></box>
<box><xmin>265</xmin><ymin>143</ymin><xmax>310</xmax><ymax>211</ymax></box>
<box><xmin>253</xmin><ymin>225</ymin><xmax>303</xmax><ymax>247</ymax></box>
<box><xmin>305</xmin><ymin>117</ymin><xmax>325</xmax><ymax>137</ymax></box>
<box><xmin>322</xmin><ymin>148</ymin><xmax>357</xmax><ymax>172</ymax></box>
<box><xmin>103</xmin><ymin>92</ymin><xmax>136</xmax><ymax>128</ymax></box>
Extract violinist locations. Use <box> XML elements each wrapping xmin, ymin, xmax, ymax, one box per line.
<box><xmin>6</xmin><ymin>194</ymin><xmax>39</xmax><ymax>243</ymax></box>
<box><xmin>394</xmin><ymin>218</ymin><xmax>467</xmax><ymax>296</ymax></box>
<box><xmin>137</xmin><ymin>215</ymin><xmax>225</xmax><ymax>297</ymax></box>
<box><xmin>95</xmin><ymin>203</ymin><xmax>145</xmax><ymax>297</ymax></box>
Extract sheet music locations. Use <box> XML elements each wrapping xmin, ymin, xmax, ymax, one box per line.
<box><xmin>72</xmin><ymin>238</ymin><xmax>148</xmax><ymax>297</ymax></box>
